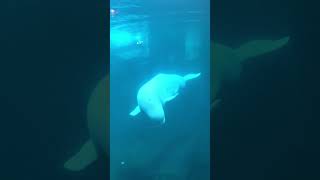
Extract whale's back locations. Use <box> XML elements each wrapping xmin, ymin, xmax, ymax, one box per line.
<box><xmin>150</xmin><ymin>74</ymin><xmax>185</xmax><ymax>103</ymax></box>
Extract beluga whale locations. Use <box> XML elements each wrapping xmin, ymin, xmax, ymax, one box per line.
<box><xmin>63</xmin><ymin>37</ymin><xmax>290</xmax><ymax>173</ymax></box>
<box><xmin>130</xmin><ymin>73</ymin><xmax>201</xmax><ymax>123</ymax></box>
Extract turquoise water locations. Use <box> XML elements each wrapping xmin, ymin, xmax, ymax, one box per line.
<box><xmin>110</xmin><ymin>0</ymin><xmax>210</xmax><ymax>179</ymax></box>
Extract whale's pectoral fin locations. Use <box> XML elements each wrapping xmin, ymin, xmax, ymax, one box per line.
<box><xmin>64</xmin><ymin>140</ymin><xmax>98</xmax><ymax>171</ymax></box>
<box><xmin>162</xmin><ymin>116</ymin><xmax>166</xmax><ymax>124</ymax></box>
<box><xmin>129</xmin><ymin>106</ymin><xmax>141</xmax><ymax>116</ymax></box>
<box><xmin>235</xmin><ymin>36</ymin><xmax>290</xmax><ymax>61</ymax></box>
<box><xmin>183</xmin><ymin>73</ymin><xmax>201</xmax><ymax>81</ymax></box>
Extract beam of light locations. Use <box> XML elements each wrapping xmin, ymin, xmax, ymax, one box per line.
<box><xmin>110</xmin><ymin>16</ymin><xmax>149</xmax><ymax>60</ymax></box>
<box><xmin>110</xmin><ymin>29</ymin><xmax>134</xmax><ymax>48</ymax></box>
<box><xmin>110</xmin><ymin>25</ymin><xmax>147</xmax><ymax>49</ymax></box>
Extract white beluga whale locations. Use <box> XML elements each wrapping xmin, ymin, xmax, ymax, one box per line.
<box><xmin>63</xmin><ymin>36</ymin><xmax>290</xmax><ymax>179</ymax></box>
<box><xmin>130</xmin><ymin>73</ymin><xmax>201</xmax><ymax>123</ymax></box>
<box><xmin>211</xmin><ymin>36</ymin><xmax>290</xmax><ymax>109</ymax></box>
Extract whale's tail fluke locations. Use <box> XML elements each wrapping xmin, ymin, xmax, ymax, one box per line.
<box><xmin>64</xmin><ymin>140</ymin><xmax>98</xmax><ymax>171</ymax></box>
<box><xmin>235</xmin><ymin>36</ymin><xmax>290</xmax><ymax>61</ymax></box>
<box><xmin>184</xmin><ymin>73</ymin><xmax>201</xmax><ymax>81</ymax></box>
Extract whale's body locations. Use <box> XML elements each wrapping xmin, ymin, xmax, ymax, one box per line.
<box><xmin>63</xmin><ymin>37</ymin><xmax>290</xmax><ymax>177</ymax></box>
<box><xmin>130</xmin><ymin>73</ymin><xmax>201</xmax><ymax>123</ymax></box>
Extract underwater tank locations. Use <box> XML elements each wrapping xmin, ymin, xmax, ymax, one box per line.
<box><xmin>110</xmin><ymin>0</ymin><xmax>210</xmax><ymax>179</ymax></box>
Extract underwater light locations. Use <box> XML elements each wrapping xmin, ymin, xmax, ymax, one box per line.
<box><xmin>110</xmin><ymin>21</ymin><xmax>149</xmax><ymax>59</ymax></box>
<box><xmin>110</xmin><ymin>8</ymin><xmax>117</xmax><ymax>16</ymax></box>
<box><xmin>110</xmin><ymin>28</ymin><xmax>146</xmax><ymax>48</ymax></box>
<box><xmin>110</xmin><ymin>29</ymin><xmax>133</xmax><ymax>48</ymax></box>
<box><xmin>136</xmin><ymin>40</ymin><xmax>143</xmax><ymax>45</ymax></box>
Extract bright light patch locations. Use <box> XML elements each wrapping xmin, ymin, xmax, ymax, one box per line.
<box><xmin>110</xmin><ymin>8</ymin><xmax>117</xmax><ymax>17</ymax></box>
<box><xmin>110</xmin><ymin>29</ymin><xmax>134</xmax><ymax>48</ymax></box>
<box><xmin>110</xmin><ymin>21</ymin><xmax>150</xmax><ymax>60</ymax></box>
<box><xmin>136</xmin><ymin>40</ymin><xmax>143</xmax><ymax>45</ymax></box>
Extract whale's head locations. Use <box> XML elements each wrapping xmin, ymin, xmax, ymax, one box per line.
<box><xmin>137</xmin><ymin>90</ymin><xmax>165</xmax><ymax>123</ymax></box>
